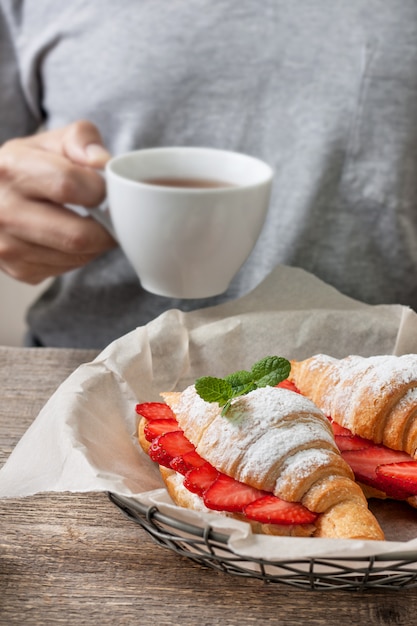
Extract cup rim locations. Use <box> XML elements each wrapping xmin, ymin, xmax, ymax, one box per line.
<box><xmin>106</xmin><ymin>146</ymin><xmax>274</xmax><ymax>192</ymax></box>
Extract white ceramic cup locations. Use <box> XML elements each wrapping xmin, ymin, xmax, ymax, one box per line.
<box><xmin>92</xmin><ymin>147</ymin><xmax>273</xmax><ymax>299</ymax></box>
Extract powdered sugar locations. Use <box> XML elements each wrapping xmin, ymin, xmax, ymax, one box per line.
<box><xmin>274</xmin><ymin>448</ymin><xmax>335</xmax><ymax>495</ymax></box>
<box><xmin>236</xmin><ymin>418</ymin><xmax>336</xmax><ymax>492</ymax></box>
<box><xmin>174</xmin><ymin>385</ymin><xmax>337</xmax><ymax>497</ymax></box>
<box><xmin>396</xmin><ymin>386</ymin><xmax>417</xmax><ymax>410</ymax></box>
<box><xmin>311</xmin><ymin>354</ymin><xmax>417</xmax><ymax>430</ymax></box>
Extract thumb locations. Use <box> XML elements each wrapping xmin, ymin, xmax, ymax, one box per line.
<box><xmin>62</xmin><ymin>120</ymin><xmax>111</xmax><ymax>168</ymax></box>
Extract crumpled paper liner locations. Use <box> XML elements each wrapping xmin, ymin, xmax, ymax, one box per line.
<box><xmin>1</xmin><ymin>264</ymin><xmax>417</xmax><ymax>561</ymax></box>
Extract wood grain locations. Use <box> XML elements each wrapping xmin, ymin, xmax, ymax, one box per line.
<box><xmin>1</xmin><ymin>346</ymin><xmax>417</xmax><ymax>625</ymax></box>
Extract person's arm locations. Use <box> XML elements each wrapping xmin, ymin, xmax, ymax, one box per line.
<box><xmin>0</xmin><ymin>9</ymin><xmax>115</xmax><ymax>284</ymax></box>
<box><xmin>0</xmin><ymin>122</ymin><xmax>116</xmax><ymax>284</ymax></box>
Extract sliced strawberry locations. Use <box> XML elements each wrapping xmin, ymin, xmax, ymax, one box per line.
<box><xmin>158</xmin><ymin>430</ymin><xmax>194</xmax><ymax>456</ymax></box>
<box><xmin>143</xmin><ymin>418</ymin><xmax>180</xmax><ymax>442</ymax></box>
<box><xmin>331</xmin><ymin>421</ymin><xmax>354</xmax><ymax>437</ymax></box>
<box><xmin>330</xmin><ymin>420</ymin><xmax>386</xmax><ymax>451</ymax></box>
<box><xmin>135</xmin><ymin>402</ymin><xmax>175</xmax><ymax>420</ymax></box>
<box><xmin>183</xmin><ymin>463</ymin><xmax>219</xmax><ymax>495</ymax></box>
<box><xmin>376</xmin><ymin>462</ymin><xmax>417</xmax><ymax>497</ymax></box>
<box><xmin>276</xmin><ymin>379</ymin><xmax>300</xmax><ymax>393</ymax></box>
<box><xmin>341</xmin><ymin>446</ymin><xmax>412</xmax><ymax>478</ymax></box>
<box><xmin>149</xmin><ymin>431</ymin><xmax>194</xmax><ymax>468</ymax></box>
<box><xmin>170</xmin><ymin>449</ymin><xmax>207</xmax><ymax>474</ymax></box>
<box><xmin>182</xmin><ymin>449</ymin><xmax>207</xmax><ymax>468</ymax></box>
<box><xmin>169</xmin><ymin>456</ymin><xmax>190</xmax><ymax>475</ymax></box>
<box><xmin>341</xmin><ymin>447</ymin><xmax>413</xmax><ymax>498</ymax></box>
<box><xmin>148</xmin><ymin>438</ymin><xmax>173</xmax><ymax>467</ymax></box>
<box><xmin>334</xmin><ymin>434</ymin><xmax>373</xmax><ymax>452</ymax></box>
<box><xmin>203</xmin><ymin>474</ymin><xmax>265</xmax><ymax>512</ymax></box>
<box><xmin>244</xmin><ymin>494</ymin><xmax>317</xmax><ymax>525</ymax></box>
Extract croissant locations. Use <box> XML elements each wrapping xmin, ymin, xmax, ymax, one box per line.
<box><xmin>137</xmin><ymin>385</ymin><xmax>384</xmax><ymax>540</ymax></box>
<box><xmin>289</xmin><ymin>354</ymin><xmax>417</xmax><ymax>455</ymax></box>
<box><xmin>289</xmin><ymin>354</ymin><xmax>417</xmax><ymax>506</ymax></box>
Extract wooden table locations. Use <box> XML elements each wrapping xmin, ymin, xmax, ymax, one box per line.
<box><xmin>1</xmin><ymin>346</ymin><xmax>417</xmax><ymax>625</ymax></box>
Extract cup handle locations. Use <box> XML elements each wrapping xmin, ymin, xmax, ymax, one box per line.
<box><xmin>65</xmin><ymin>200</ymin><xmax>117</xmax><ymax>239</ymax></box>
<box><xmin>65</xmin><ymin>169</ymin><xmax>117</xmax><ymax>239</ymax></box>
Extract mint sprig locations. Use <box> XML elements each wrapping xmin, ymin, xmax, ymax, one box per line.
<box><xmin>194</xmin><ymin>356</ymin><xmax>291</xmax><ymax>416</ymax></box>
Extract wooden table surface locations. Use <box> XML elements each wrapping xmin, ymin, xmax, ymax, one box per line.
<box><xmin>1</xmin><ymin>346</ymin><xmax>417</xmax><ymax>625</ymax></box>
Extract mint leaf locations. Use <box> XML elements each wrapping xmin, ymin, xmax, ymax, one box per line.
<box><xmin>251</xmin><ymin>356</ymin><xmax>291</xmax><ymax>388</ymax></box>
<box><xmin>194</xmin><ymin>356</ymin><xmax>291</xmax><ymax>416</ymax></box>
<box><xmin>224</xmin><ymin>370</ymin><xmax>256</xmax><ymax>397</ymax></box>
<box><xmin>221</xmin><ymin>399</ymin><xmax>233</xmax><ymax>417</ymax></box>
<box><xmin>194</xmin><ymin>376</ymin><xmax>232</xmax><ymax>407</ymax></box>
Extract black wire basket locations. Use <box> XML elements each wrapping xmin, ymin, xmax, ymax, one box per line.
<box><xmin>109</xmin><ymin>492</ymin><xmax>417</xmax><ymax>591</ymax></box>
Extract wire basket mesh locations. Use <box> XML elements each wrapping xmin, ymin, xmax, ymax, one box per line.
<box><xmin>109</xmin><ymin>492</ymin><xmax>417</xmax><ymax>591</ymax></box>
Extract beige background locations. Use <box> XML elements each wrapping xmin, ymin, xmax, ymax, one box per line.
<box><xmin>0</xmin><ymin>273</ymin><xmax>50</xmax><ymax>346</ymax></box>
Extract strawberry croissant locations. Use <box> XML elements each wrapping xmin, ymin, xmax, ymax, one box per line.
<box><xmin>137</xmin><ymin>385</ymin><xmax>384</xmax><ymax>540</ymax></box>
<box><xmin>289</xmin><ymin>354</ymin><xmax>417</xmax><ymax>507</ymax></box>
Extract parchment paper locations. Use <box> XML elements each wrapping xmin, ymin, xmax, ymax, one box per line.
<box><xmin>1</xmin><ymin>264</ymin><xmax>417</xmax><ymax>560</ymax></box>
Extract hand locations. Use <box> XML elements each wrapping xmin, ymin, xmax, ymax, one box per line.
<box><xmin>0</xmin><ymin>120</ymin><xmax>117</xmax><ymax>284</ymax></box>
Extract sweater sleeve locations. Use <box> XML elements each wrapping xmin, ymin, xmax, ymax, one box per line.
<box><xmin>0</xmin><ymin>2</ymin><xmax>40</xmax><ymax>143</ymax></box>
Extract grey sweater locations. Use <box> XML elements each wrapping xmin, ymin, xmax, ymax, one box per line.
<box><xmin>1</xmin><ymin>0</ymin><xmax>417</xmax><ymax>347</ymax></box>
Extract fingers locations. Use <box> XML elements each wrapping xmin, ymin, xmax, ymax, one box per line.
<box><xmin>0</xmin><ymin>230</ymin><xmax>100</xmax><ymax>284</ymax></box>
<box><xmin>1</xmin><ymin>119</ymin><xmax>111</xmax><ymax>206</ymax></box>
<box><xmin>0</xmin><ymin>121</ymin><xmax>116</xmax><ymax>284</ymax></box>
<box><xmin>0</xmin><ymin>135</ymin><xmax>106</xmax><ymax>208</ymax></box>
<box><xmin>23</xmin><ymin>120</ymin><xmax>111</xmax><ymax>168</ymax></box>
<box><xmin>0</xmin><ymin>200</ymin><xmax>116</xmax><ymax>284</ymax></box>
<box><xmin>61</xmin><ymin>120</ymin><xmax>111</xmax><ymax>168</ymax></box>
<box><xmin>0</xmin><ymin>192</ymin><xmax>115</xmax><ymax>252</ymax></box>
